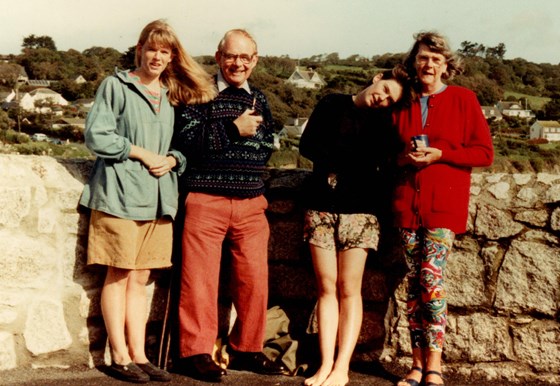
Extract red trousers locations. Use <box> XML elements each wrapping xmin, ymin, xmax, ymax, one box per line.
<box><xmin>178</xmin><ymin>192</ymin><xmax>270</xmax><ymax>357</ymax></box>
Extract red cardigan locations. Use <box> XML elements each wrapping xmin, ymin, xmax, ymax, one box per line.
<box><xmin>392</xmin><ymin>85</ymin><xmax>494</xmax><ymax>234</ymax></box>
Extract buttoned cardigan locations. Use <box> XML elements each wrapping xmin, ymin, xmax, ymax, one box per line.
<box><xmin>392</xmin><ymin>85</ymin><xmax>494</xmax><ymax>234</ymax></box>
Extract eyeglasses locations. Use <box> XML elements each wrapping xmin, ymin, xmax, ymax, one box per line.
<box><xmin>416</xmin><ymin>54</ymin><xmax>445</xmax><ymax>68</ymax></box>
<box><xmin>221</xmin><ymin>52</ymin><xmax>255</xmax><ymax>64</ymax></box>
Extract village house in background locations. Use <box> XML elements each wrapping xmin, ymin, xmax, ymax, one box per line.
<box><xmin>52</xmin><ymin>117</ymin><xmax>86</xmax><ymax>130</ymax></box>
<box><xmin>481</xmin><ymin>105</ymin><xmax>503</xmax><ymax>121</ymax></box>
<box><xmin>286</xmin><ymin>66</ymin><xmax>326</xmax><ymax>89</ymax></box>
<box><xmin>496</xmin><ymin>100</ymin><xmax>535</xmax><ymax>119</ymax></box>
<box><xmin>530</xmin><ymin>120</ymin><xmax>560</xmax><ymax>141</ymax></box>
<box><xmin>279</xmin><ymin>117</ymin><xmax>308</xmax><ymax>139</ymax></box>
<box><xmin>2</xmin><ymin>87</ymin><xmax>68</xmax><ymax>114</ymax></box>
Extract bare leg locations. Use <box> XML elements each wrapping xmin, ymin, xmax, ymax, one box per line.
<box><xmin>101</xmin><ymin>267</ymin><xmax>132</xmax><ymax>365</ymax></box>
<box><xmin>321</xmin><ymin>248</ymin><xmax>367</xmax><ymax>386</ymax></box>
<box><xmin>125</xmin><ymin>269</ymin><xmax>151</xmax><ymax>364</ymax></box>
<box><xmin>304</xmin><ymin>245</ymin><xmax>338</xmax><ymax>386</ymax></box>
<box><xmin>397</xmin><ymin>347</ymin><xmax>424</xmax><ymax>386</ymax></box>
<box><xmin>424</xmin><ymin>350</ymin><xmax>443</xmax><ymax>385</ymax></box>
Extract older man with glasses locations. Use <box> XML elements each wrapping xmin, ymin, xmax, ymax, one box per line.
<box><xmin>173</xmin><ymin>29</ymin><xmax>285</xmax><ymax>383</ymax></box>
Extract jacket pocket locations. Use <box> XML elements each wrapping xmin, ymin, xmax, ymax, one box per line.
<box><xmin>124</xmin><ymin>160</ymin><xmax>156</xmax><ymax>208</ymax></box>
<box><xmin>432</xmin><ymin>185</ymin><xmax>468</xmax><ymax>214</ymax></box>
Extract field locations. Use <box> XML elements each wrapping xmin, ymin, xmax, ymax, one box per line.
<box><xmin>503</xmin><ymin>91</ymin><xmax>551</xmax><ymax>110</ymax></box>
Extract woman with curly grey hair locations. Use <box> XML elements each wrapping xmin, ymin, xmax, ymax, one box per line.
<box><xmin>393</xmin><ymin>31</ymin><xmax>493</xmax><ymax>386</ymax></box>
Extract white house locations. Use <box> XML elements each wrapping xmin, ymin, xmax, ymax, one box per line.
<box><xmin>530</xmin><ymin>120</ymin><xmax>560</xmax><ymax>142</ymax></box>
<box><xmin>71</xmin><ymin>75</ymin><xmax>87</xmax><ymax>84</ymax></box>
<box><xmin>279</xmin><ymin>117</ymin><xmax>309</xmax><ymax>138</ymax></box>
<box><xmin>286</xmin><ymin>67</ymin><xmax>326</xmax><ymax>89</ymax></box>
<box><xmin>19</xmin><ymin>88</ymin><xmax>68</xmax><ymax>113</ymax></box>
<box><xmin>52</xmin><ymin>117</ymin><xmax>86</xmax><ymax>130</ymax></box>
<box><xmin>481</xmin><ymin>105</ymin><xmax>503</xmax><ymax>121</ymax></box>
<box><xmin>497</xmin><ymin>100</ymin><xmax>534</xmax><ymax>119</ymax></box>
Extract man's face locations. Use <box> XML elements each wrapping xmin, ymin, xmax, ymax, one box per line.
<box><xmin>215</xmin><ymin>33</ymin><xmax>258</xmax><ymax>88</ymax></box>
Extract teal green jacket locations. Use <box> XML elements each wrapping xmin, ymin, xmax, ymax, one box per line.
<box><xmin>79</xmin><ymin>69</ymin><xmax>186</xmax><ymax>220</ymax></box>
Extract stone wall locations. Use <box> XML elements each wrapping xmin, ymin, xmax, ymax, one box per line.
<box><xmin>0</xmin><ymin>155</ymin><xmax>558</xmax><ymax>384</ymax></box>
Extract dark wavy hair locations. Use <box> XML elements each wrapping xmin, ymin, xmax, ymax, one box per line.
<box><xmin>377</xmin><ymin>64</ymin><xmax>415</xmax><ymax>108</ymax></box>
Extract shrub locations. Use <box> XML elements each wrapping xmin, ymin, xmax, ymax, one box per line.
<box><xmin>12</xmin><ymin>141</ymin><xmax>51</xmax><ymax>155</ymax></box>
<box><xmin>0</xmin><ymin>129</ymin><xmax>30</xmax><ymax>144</ymax></box>
<box><xmin>527</xmin><ymin>138</ymin><xmax>549</xmax><ymax>145</ymax></box>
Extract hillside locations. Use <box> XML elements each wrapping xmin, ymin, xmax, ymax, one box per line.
<box><xmin>2</xmin><ymin>40</ymin><xmax>560</xmax><ymax>172</ymax></box>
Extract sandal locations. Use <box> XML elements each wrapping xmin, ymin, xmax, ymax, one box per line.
<box><xmin>396</xmin><ymin>366</ymin><xmax>424</xmax><ymax>386</ymax></box>
<box><xmin>424</xmin><ymin>370</ymin><xmax>445</xmax><ymax>386</ymax></box>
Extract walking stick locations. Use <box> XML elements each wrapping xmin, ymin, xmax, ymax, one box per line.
<box><xmin>157</xmin><ymin>272</ymin><xmax>173</xmax><ymax>370</ymax></box>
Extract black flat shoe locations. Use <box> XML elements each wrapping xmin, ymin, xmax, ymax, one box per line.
<box><xmin>177</xmin><ymin>354</ymin><xmax>226</xmax><ymax>382</ymax></box>
<box><xmin>109</xmin><ymin>362</ymin><xmax>150</xmax><ymax>383</ymax></box>
<box><xmin>396</xmin><ymin>366</ymin><xmax>424</xmax><ymax>386</ymax></box>
<box><xmin>136</xmin><ymin>361</ymin><xmax>172</xmax><ymax>382</ymax></box>
<box><xmin>424</xmin><ymin>370</ymin><xmax>445</xmax><ymax>386</ymax></box>
<box><xmin>228</xmin><ymin>351</ymin><xmax>288</xmax><ymax>375</ymax></box>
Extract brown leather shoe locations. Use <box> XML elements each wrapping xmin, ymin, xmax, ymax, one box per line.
<box><xmin>177</xmin><ymin>354</ymin><xmax>226</xmax><ymax>382</ymax></box>
<box><xmin>228</xmin><ymin>351</ymin><xmax>288</xmax><ymax>375</ymax></box>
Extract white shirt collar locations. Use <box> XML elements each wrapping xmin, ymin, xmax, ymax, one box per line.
<box><xmin>217</xmin><ymin>70</ymin><xmax>251</xmax><ymax>93</ymax></box>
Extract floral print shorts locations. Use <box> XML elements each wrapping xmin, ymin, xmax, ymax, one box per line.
<box><xmin>303</xmin><ymin>209</ymin><xmax>380</xmax><ymax>251</ymax></box>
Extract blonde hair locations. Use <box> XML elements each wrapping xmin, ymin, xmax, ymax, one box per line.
<box><xmin>136</xmin><ymin>19</ymin><xmax>217</xmax><ymax>105</ymax></box>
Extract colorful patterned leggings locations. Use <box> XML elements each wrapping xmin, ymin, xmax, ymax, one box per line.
<box><xmin>400</xmin><ymin>227</ymin><xmax>455</xmax><ymax>352</ymax></box>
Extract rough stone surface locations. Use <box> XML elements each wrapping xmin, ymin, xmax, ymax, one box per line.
<box><xmin>0</xmin><ymin>331</ymin><xmax>17</xmax><ymax>371</ymax></box>
<box><xmin>24</xmin><ymin>300</ymin><xmax>73</xmax><ymax>355</ymax></box>
<box><xmin>445</xmin><ymin>313</ymin><xmax>514</xmax><ymax>362</ymax></box>
<box><xmin>514</xmin><ymin>209</ymin><xmax>549</xmax><ymax>227</ymax></box>
<box><xmin>552</xmin><ymin>207</ymin><xmax>560</xmax><ymax>231</ymax></box>
<box><xmin>446</xmin><ymin>238</ymin><xmax>486</xmax><ymax>307</ymax></box>
<box><xmin>494</xmin><ymin>240</ymin><xmax>559</xmax><ymax>316</ymax></box>
<box><xmin>512</xmin><ymin>320</ymin><xmax>560</xmax><ymax>373</ymax></box>
<box><xmin>487</xmin><ymin>181</ymin><xmax>510</xmax><ymax>200</ymax></box>
<box><xmin>474</xmin><ymin>203</ymin><xmax>524</xmax><ymax>239</ymax></box>
<box><xmin>0</xmin><ymin>155</ymin><xmax>558</xmax><ymax>384</ymax></box>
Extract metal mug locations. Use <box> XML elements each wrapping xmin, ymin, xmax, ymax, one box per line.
<box><xmin>411</xmin><ymin>134</ymin><xmax>429</xmax><ymax>150</ymax></box>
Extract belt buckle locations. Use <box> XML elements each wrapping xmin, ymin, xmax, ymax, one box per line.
<box><xmin>327</xmin><ymin>173</ymin><xmax>338</xmax><ymax>189</ymax></box>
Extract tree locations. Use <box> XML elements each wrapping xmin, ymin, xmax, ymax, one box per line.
<box><xmin>458</xmin><ymin>41</ymin><xmax>485</xmax><ymax>57</ymax></box>
<box><xmin>488</xmin><ymin>61</ymin><xmax>512</xmax><ymax>87</ymax></box>
<box><xmin>119</xmin><ymin>46</ymin><xmax>136</xmax><ymax>70</ymax></box>
<box><xmin>0</xmin><ymin>63</ymin><xmax>25</xmax><ymax>87</ymax></box>
<box><xmin>373</xmin><ymin>53</ymin><xmax>406</xmax><ymax>69</ymax></box>
<box><xmin>543</xmin><ymin>96</ymin><xmax>560</xmax><ymax>120</ymax></box>
<box><xmin>485</xmin><ymin>43</ymin><xmax>506</xmax><ymax>60</ymax></box>
<box><xmin>324</xmin><ymin>52</ymin><xmax>340</xmax><ymax>64</ymax></box>
<box><xmin>22</xmin><ymin>34</ymin><xmax>57</xmax><ymax>51</ymax></box>
<box><xmin>0</xmin><ymin>109</ymin><xmax>11</xmax><ymax>131</ymax></box>
<box><xmin>451</xmin><ymin>74</ymin><xmax>503</xmax><ymax>106</ymax></box>
<box><xmin>17</xmin><ymin>48</ymin><xmax>62</xmax><ymax>79</ymax></box>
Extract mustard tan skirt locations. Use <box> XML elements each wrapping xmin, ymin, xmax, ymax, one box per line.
<box><xmin>87</xmin><ymin>210</ymin><xmax>173</xmax><ymax>270</ymax></box>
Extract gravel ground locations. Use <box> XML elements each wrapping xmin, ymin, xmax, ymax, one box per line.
<box><xmin>2</xmin><ymin>361</ymin><xmax>547</xmax><ymax>386</ymax></box>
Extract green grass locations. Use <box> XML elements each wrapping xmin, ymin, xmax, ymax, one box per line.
<box><xmin>503</xmin><ymin>91</ymin><xmax>550</xmax><ymax>111</ymax></box>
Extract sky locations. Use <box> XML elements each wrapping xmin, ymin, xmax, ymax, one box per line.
<box><xmin>2</xmin><ymin>0</ymin><xmax>559</xmax><ymax>64</ymax></box>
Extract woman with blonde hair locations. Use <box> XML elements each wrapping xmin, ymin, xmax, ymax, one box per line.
<box><xmin>80</xmin><ymin>19</ymin><xmax>216</xmax><ymax>383</ymax></box>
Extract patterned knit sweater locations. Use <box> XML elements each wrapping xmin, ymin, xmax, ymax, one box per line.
<box><xmin>173</xmin><ymin>85</ymin><xmax>274</xmax><ymax>198</ymax></box>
